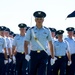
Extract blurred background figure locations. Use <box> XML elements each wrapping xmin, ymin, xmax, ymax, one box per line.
<box><xmin>65</xmin><ymin>27</ymin><xmax>75</xmax><ymax>75</ymax></box>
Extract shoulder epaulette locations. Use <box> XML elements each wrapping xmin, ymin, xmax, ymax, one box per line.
<box><xmin>44</xmin><ymin>26</ymin><xmax>48</xmax><ymax>29</ymax></box>
<box><xmin>29</xmin><ymin>26</ymin><xmax>34</xmax><ymax>30</ymax></box>
<box><xmin>14</xmin><ymin>34</ymin><xmax>19</xmax><ymax>37</ymax></box>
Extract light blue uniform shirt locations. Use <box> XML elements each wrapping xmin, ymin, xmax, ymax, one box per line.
<box><xmin>0</xmin><ymin>36</ymin><xmax>7</xmax><ymax>53</ymax></box>
<box><xmin>46</xmin><ymin>38</ymin><xmax>55</xmax><ymax>55</ymax></box>
<box><xmin>54</xmin><ymin>40</ymin><xmax>69</xmax><ymax>56</ymax></box>
<box><xmin>65</xmin><ymin>36</ymin><xmax>75</xmax><ymax>54</ymax></box>
<box><xmin>5</xmin><ymin>37</ymin><xmax>12</xmax><ymax>55</ymax></box>
<box><xmin>10</xmin><ymin>38</ymin><xmax>14</xmax><ymax>54</ymax></box>
<box><xmin>13</xmin><ymin>34</ymin><xmax>26</xmax><ymax>52</ymax></box>
<box><xmin>10</xmin><ymin>38</ymin><xmax>14</xmax><ymax>48</ymax></box>
<box><xmin>25</xmin><ymin>26</ymin><xmax>52</xmax><ymax>51</ymax></box>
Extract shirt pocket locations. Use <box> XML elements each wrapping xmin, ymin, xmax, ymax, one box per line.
<box><xmin>0</xmin><ymin>41</ymin><xmax>3</xmax><ymax>46</ymax></box>
<box><xmin>16</xmin><ymin>39</ymin><xmax>21</xmax><ymax>46</ymax></box>
<box><xmin>55</xmin><ymin>45</ymin><xmax>60</xmax><ymax>50</ymax></box>
<box><xmin>42</xmin><ymin>33</ymin><xmax>48</xmax><ymax>39</ymax></box>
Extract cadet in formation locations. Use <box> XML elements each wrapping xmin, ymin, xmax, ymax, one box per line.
<box><xmin>0</xmin><ymin>26</ymin><xmax>8</xmax><ymax>75</ymax></box>
<box><xmin>53</xmin><ymin>30</ymin><xmax>71</xmax><ymax>75</ymax></box>
<box><xmin>12</xmin><ymin>23</ymin><xmax>29</xmax><ymax>75</ymax></box>
<box><xmin>24</xmin><ymin>11</ymin><xmax>57</xmax><ymax>75</ymax></box>
<box><xmin>65</xmin><ymin>27</ymin><xmax>75</xmax><ymax>75</ymax></box>
<box><xmin>46</xmin><ymin>27</ymin><xmax>56</xmax><ymax>75</ymax></box>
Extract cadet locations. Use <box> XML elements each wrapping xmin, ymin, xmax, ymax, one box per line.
<box><xmin>0</xmin><ymin>26</ymin><xmax>8</xmax><ymax>75</ymax></box>
<box><xmin>24</xmin><ymin>11</ymin><xmax>55</xmax><ymax>75</ymax></box>
<box><xmin>49</xmin><ymin>27</ymin><xmax>56</xmax><ymax>39</ymax></box>
<box><xmin>26</xmin><ymin>26</ymin><xmax>30</xmax><ymax>32</ymax></box>
<box><xmin>12</xmin><ymin>23</ymin><xmax>28</xmax><ymax>75</ymax></box>
<box><xmin>73</xmin><ymin>30</ymin><xmax>75</xmax><ymax>39</ymax></box>
<box><xmin>53</xmin><ymin>30</ymin><xmax>71</xmax><ymax>75</ymax></box>
<box><xmin>4</xmin><ymin>27</ymin><xmax>13</xmax><ymax>75</ymax></box>
<box><xmin>65</xmin><ymin>27</ymin><xmax>75</xmax><ymax>75</ymax></box>
<box><xmin>47</xmin><ymin>27</ymin><xmax>56</xmax><ymax>75</ymax></box>
<box><xmin>4</xmin><ymin>28</ymin><xmax>12</xmax><ymax>59</ymax></box>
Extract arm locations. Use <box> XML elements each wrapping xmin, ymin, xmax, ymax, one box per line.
<box><xmin>24</xmin><ymin>41</ymin><xmax>29</xmax><ymax>55</ymax></box>
<box><xmin>66</xmin><ymin>40</ymin><xmax>71</xmax><ymax>61</ymax></box>
<box><xmin>8</xmin><ymin>48</ymin><xmax>12</xmax><ymax>58</ymax></box>
<box><xmin>12</xmin><ymin>46</ymin><xmax>16</xmax><ymax>55</ymax></box>
<box><xmin>24</xmin><ymin>29</ymin><xmax>31</xmax><ymax>55</ymax></box>
<box><xmin>48</xmin><ymin>41</ymin><xmax>54</xmax><ymax>58</ymax></box>
<box><xmin>67</xmin><ymin>51</ymin><xmax>71</xmax><ymax>61</ymax></box>
<box><xmin>3</xmin><ymin>38</ymin><xmax>8</xmax><ymax>59</ymax></box>
<box><xmin>4</xmin><ymin>48</ymin><xmax>8</xmax><ymax>59</ymax></box>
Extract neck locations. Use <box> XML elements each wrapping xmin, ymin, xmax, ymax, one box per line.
<box><xmin>58</xmin><ymin>39</ymin><xmax>63</xmax><ymax>42</ymax></box>
<box><xmin>36</xmin><ymin>24</ymin><xmax>42</xmax><ymax>29</ymax></box>
<box><xmin>20</xmin><ymin>33</ymin><xmax>25</xmax><ymax>36</ymax></box>
<box><xmin>68</xmin><ymin>35</ymin><xmax>72</xmax><ymax>39</ymax></box>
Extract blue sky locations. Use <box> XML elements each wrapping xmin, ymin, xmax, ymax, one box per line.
<box><xmin>0</xmin><ymin>0</ymin><xmax>75</xmax><ymax>34</ymax></box>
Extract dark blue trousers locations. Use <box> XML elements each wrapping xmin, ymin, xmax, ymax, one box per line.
<box><xmin>47</xmin><ymin>55</ymin><xmax>53</xmax><ymax>75</ymax></box>
<box><xmin>0</xmin><ymin>53</ymin><xmax>5</xmax><ymax>75</ymax></box>
<box><xmin>15</xmin><ymin>52</ymin><xmax>29</xmax><ymax>75</ymax></box>
<box><xmin>70</xmin><ymin>54</ymin><xmax>75</xmax><ymax>75</ymax></box>
<box><xmin>53</xmin><ymin>56</ymin><xmax>66</xmax><ymax>75</ymax></box>
<box><xmin>29</xmin><ymin>50</ymin><xmax>48</xmax><ymax>75</ymax></box>
<box><xmin>66</xmin><ymin>54</ymin><xmax>75</xmax><ymax>75</ymax></box>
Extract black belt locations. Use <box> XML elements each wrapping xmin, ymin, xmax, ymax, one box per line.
<box><xmin>71</xmin><ymin>54</ymin><xmax>75</xmax><ymax>57</ymax></box>
<box><xmin>31</xmin><ymin>50</ymin><xmax>44</xmax><ymax>53</ymax></box>
<box><xmin>0</xmin><ymin>53</ymin><xmax>3</xmax><ymax>54</ymax></box>
<box><xmin>72</xmin><ymin>54</ymin><xmax>75</xmax><ymax>55</ymax></box>
<box><xmin>55</xmin><ymin>56</ymin><xmax>65</xmax><ymax>59</ymax></box>
<box><xmin>17</xmin><ymin>52</ymin><xmax>25</xmax><ymax>54</ymax></box>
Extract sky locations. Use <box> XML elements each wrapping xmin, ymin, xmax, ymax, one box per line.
<box><xmin>0</xmin><ymin>0</ymin><xmax>75</xmax><ymax>35</ymax></box>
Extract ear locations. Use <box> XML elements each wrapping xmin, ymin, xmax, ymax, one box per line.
<box><xmin>35</xmin><ymin>18</ymin><xmax>37</xmax><ymax>22</ymax></box>
<box><xmin>19</xmin><ymin>28</ymin><xmax>21</xmax><ymax>30</ymax></box>
<box><xmin>42</xmin><ymin>18</ymin><xmax>44</xmax><ymax>22</ymax></box>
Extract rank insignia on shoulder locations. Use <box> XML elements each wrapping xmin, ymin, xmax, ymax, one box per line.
<box><xmin>29</xmin><ymin>26</ymin><xmax>34</xmax><ymax>30</ymax></box>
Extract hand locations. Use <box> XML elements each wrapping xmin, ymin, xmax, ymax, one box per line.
<box><xmin>8</xmin><ymin>58</ymin><xmax>12</xmax><ymax>63</ymax></box>
<box><xmin>51</xmin><ymin>57</ymin><xmax>57</xmax><ymax>65</ymax></box>
<box><xmin>25</xmin><ymin>54</ymin><xmax>31</xmax><ymax>61</ymax></box>
<box><xmin>4</xmin><ymin>59</ymin><xmax>8</xmax><ymax>64</ymax></box>
<box><xmin>12</xmin><ymin>55</ymin><xmax>16</xmax><ymax>64</ymax></box>
<box><xmin>54</xmin><ymin>57</ymin><xmax>57</xmax><ymax>61</ymax></box>
<box><xmin>68</xmin><ymin>61</ymin><xmax>72</xmax><ymax>66</ymax></box>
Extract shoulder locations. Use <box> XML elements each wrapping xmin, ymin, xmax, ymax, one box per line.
<box><xmin>14</xmin><ymin>34</ymin><xmax>20</xmax><ymax>39</ymax></box>
<box><xmin>26</xmin><ymin>26</ymin><xmax>35</xmax><ymax>33</ymax></box>
<box><xmin>43</xmin><ymin>26</ymin><xmax>49</xmax><ymax>31</ymax></box>
<box><xmin>54</xmin><ymin>40</ymin><xmax>58</xmax><ymax>44</ymax></box>
<box><xmin>44</xmin><ymin>26</ymin><xmax>48</xmax><ymax>29</ymax></box>
<box><xmin>63</xmin><ymin>40</ymin><xmax>67</xmax><ymax>43</ymax></box>
<box><xmin>64</xmin><ymin>35</ymin><xmax>69</xmax><ymax>40</ymax></box>
<box><xmin>63</xmin><ymin>40</ymin><xmax>69</xmax><ymax>46</ymax></box>
<box><xmin>29</xmin><ymin>26</ymin><xmax>35</xmax><ymax>30</ymax></box>
<box><xmin>0</xmin><ymin>37</ymin><xmax>5</xmax><ymax>42</ymax></box>
<box><xmin>43</xmin><ymin>26</ymin><xmax>50</xmax><ymax>33</ymax></box>
<box><xmin>64</xmin><ymin>37</ymin><xmax>69</xmax><ymax>41</ymax></box>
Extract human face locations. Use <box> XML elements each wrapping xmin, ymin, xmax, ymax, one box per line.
<box><xmin>19</xmin><ymin>28</ymin><xmax>26</xmax><ymax>34</ymax></box>
<box><xmin>58</xmin><ymin>34</ymin><xmax>63</xmax><ymax>40</ymax></box>
<box><xmin>4</xmin><ymin>31</ymin><xmax>9</xmax><ymax>37</ymax></box>
<box><xmin>73</xmin><ymin>34</ymin><xmax>75</xmax><ymax>37</ymax></box>
<box><xmin>67</xmin><ymin>31</ymin><xmax>73</xmax><ymax>37</ymax></box>
<box><xmin>35</xmin><ymin>18</ymin><xmax>44</xmax><ymax>26</ymax></box>
<box><xmin>0</xmin><ymin>31</ymin><xmax>5</xmax><ymax>36</ymax></box>
<box><xmin>9</xmin><ymin>35</ymin><xmax>13</xmax><ymax>38</ymax></box>
<box><xmin>51</xmin><ymin>32</ymin><xmax>55</xmax><ymax>38</ymax></box>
